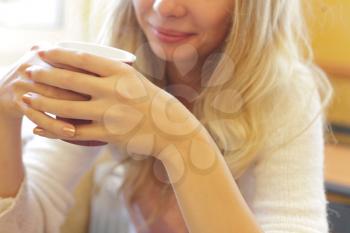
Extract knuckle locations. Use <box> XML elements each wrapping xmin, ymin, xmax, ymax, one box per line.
<box><xmin>46</xmin><ymin>48</ymin><xmax>60</xmax><ymax>58</ymax></box>
<box><xmin>43</xmin><ymin>85</ymin><xmax>57</xmax><ymax>97</ymax></box>
<box><xmin>18</xmin><ymin>63</ymin><xmax>32</xmax><ymax>72</ymax></box>
<box><xmin>11</xmin><ymin>81</ymin><xmax>23</xmax><ymax>93</ymax></box>
<box><xmin>76</xmin><ymin>52</ymin><xmax>91</xmax><ymax>67</ymax></box>
<box><xmin>114</xmin><ymin>64</ymin><xmax>132</xmax><ymax>76</ymax></box>
<box><xmin>80</xmin><ymin>52</ymin><xmax>92</xmax><ymax>62</ymax></box>
<box><xmin>102</xmin><ymin>107</ymin><xmax>120</xmax><ymax>121</ymax></box>
<box><xmin>65</xmin><ymin>72</ymin><xmax>81</xmax><ymax>85</ymax></box>
<box><xmin>59</xmin><ymin>74</ymin><xmax>72</xmax><ymax>87</ymax></box>
<box><xmin>62</xmin><ymin>105</ymin><xmax>75</xmax><ymax>115</ymax></box>
<box><xmin>32</xmin><ymin>96</ymin><xmax>44</xmax><ymax>111</ymax></box>
<box><xmin>31</xmin><ymin>67</ymin><xmax>44</xmax><ymax>79</ymax></box>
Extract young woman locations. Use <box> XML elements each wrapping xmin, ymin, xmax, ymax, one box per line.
<box><xmin>0</xmin><ymin>0</ymin><xmax>333</xmax><ymax>232</ymax></box>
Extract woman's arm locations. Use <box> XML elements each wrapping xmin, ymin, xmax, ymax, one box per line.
<box><xmin>16</xmin><ymin>48</ymin><xmax>328</xmax><ymax>233</ymax></box>
<box><xmin>159</xmin><ymin>129</ymin><xmax>264</xmax><ymax>233</ymax></box>
<box><xmin>0</xmin><ymin>48</ymin><xmax>104</xmax><ymax>232</ymax></box>
<box><xmin>160</xmin><ymin>89</ymin><xmax>329</xmax><ymax>233</ymax></box>
<box><xmin>0</xmin><ymin>51</ymin><xmax>36</xmax><ymax>198</ymax></box>
<box><xmin>0</xmin><ymin>133</ymin><xmax>103</xmax><ymax>233</ymax></box>
<box><xmin>15</xmin><ymin>48</ymin><xmax>264</xmax><ymax>233</ymax></box>
<box><xmin>0</xmin><ymin>115</ymin><xmax>24</xmax><ymax>197</ymax></box>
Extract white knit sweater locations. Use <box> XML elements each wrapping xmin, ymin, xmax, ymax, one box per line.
<box><xmin>0</xmin><ymin>89</ymin><xmax>330</xmax><ymax>233</ymax></box>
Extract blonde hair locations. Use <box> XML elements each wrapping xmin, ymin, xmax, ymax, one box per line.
<box><xmin>93</xmin><ymin>0</ymin><xmax>333</xmax><ymax>230</ymax></box>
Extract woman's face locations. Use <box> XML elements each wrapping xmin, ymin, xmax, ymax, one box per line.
<box><xmin>132</xmin><ymin>0</ymin><xmax>234</xmax><ymax>63</ymax></box>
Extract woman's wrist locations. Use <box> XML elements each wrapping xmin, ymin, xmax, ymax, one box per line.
<box><xmin>0</xmin><ymin>107</ymin><xmax>23</xmax><ymax>124</ymax></box>
<box><xmin>157</xmin><ymin>126</ymin><xmax>220</xmax><ymax>185</ymax></box>
<box><xmin>0</xmin><ymin>99</ymin><xmax>24</xmax><ymax>121</ymax></box>
<box><xmin>0</xmin><ymin>112</ymin><xmax>24</xmax><ymax>197</ymax></box>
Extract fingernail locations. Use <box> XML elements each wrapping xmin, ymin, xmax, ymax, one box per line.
<box><xmin>24</xmin><ymin>68</ymin><xmax>32</xmax><ymax>79</ymax></box>
<box><xmin>22</xmin><ymin>93</ymin><xmax>32</xmax><ymax>105</ymax></box>
<box><xmin>38</xmin><ymin>50</ymin><xmax>46</xmax><ymax>58</ymax></box>
<box><xmin>34</xmin><ymin>128</ymin><xmax>45</xmax><ymax>134</ymax></box>
<box><xmin>31</xmin><ymin>45</ymin><xmax>39</xmax><ymax>51</ymax></box>
<box><xmin>62</xmin><ymin>126</ymin><xmax>75</xmax><ymax>137</ymax></box>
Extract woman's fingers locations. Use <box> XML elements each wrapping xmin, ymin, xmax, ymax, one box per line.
<box><xmin>24</xmin><ymin>64</ymin><xmax>107</xmax><ymax>96</ymax></box>
<box><xmin>21</xmin><ymin>92</ymin><xmax>101</xmax><ymax>121</ymax></box>
<box><xmin>37</xmin><ymin>47</ymin><xmax>130</xmax><ymax>77</ymax></box>
<box><xmin>71</xmin><ymin>123</ymin><xmax>107</xmax><ymax>141</ymax></box>
<box><xmin>19</xmin><ymin>97</ymin><xmax>107</xmax><ymax>141</ymax></box>
<box><xmin>17</xmin><ymin>101</ymin><xmax>76</xmax><ymax>138</ymax></box>
<box><xmin>34</xmin><ymin>123</ymin><xmax>108</xmax><ymax>143</ymax></box>
<box><xmin>33</xmin><ymin>127</ymin><xmax>60</xmax><ymax>139</ymax></box>
<box><xmin>14</xmin><ymin>78</ymin><xmax>89</xmax><ymax>101</ymax></box>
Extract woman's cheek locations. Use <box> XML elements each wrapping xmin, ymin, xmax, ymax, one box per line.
<box><xmin>132</xmin><ymin>0</ymin><xmax>153</xmax><ymax>16</ymax></box>
<box><xmin>196</xmin><ymin>14</ymin><xmax>232</xmax><ymax>47</ymax></box>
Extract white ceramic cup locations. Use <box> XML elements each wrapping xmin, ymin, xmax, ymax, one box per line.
<box><xmin>55</xmin><ymin>41</ymin><xmax>136</xmax><ymax>146</ymax></box>
<box><xmin>57</xmin><ymin>41</ymin><xmax>136</xmax><ymax>64</ymax></box>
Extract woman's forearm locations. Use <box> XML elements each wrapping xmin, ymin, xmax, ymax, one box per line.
<box><xmin>0</xmin><ymin>114</ymin><xmax>24</xmax><ymax>197</ymax></box>
<box><xmin>160</xmin><ymin>131</ymin><xmax>263</xmax><ymax>233</ymax></box>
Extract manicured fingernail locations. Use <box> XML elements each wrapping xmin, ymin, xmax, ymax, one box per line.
<box><xmin>22</xmin><ymin>93</ymin><xmax>32</xmax><ymax>105</ymax></box>
<box><xmin>38</xmin><ymin>50</ymin><xmax>46</xmax><ymax>58</ymax></box>
<box><xmin>24</xmin><ymin>68</ymin><xmax>32</xmax><ymax>79</ymax></box>
<box><xmin>31</xmin><ymin>45</ymin><xmax>39</xmax><ymax>51</ymax></box>
<box><xmin>34</xmin><ymin>128</ymin><xmax>45</xmax><ymax>134</ymax></box>
<box><xmin>62</xmin><ymin>126</ymin><xmax>75</xmax><ymax>137</ymax></box>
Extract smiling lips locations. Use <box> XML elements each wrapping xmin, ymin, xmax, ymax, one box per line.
<box><xmin>150</xmin><ymin>26</ymin><xmax>196</xmax><ymax>43</ymax></box>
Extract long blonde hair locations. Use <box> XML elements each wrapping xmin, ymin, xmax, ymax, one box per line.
<box><xmin>93</xmin><ymin>0</ymin><xmax>333</xmax><ymax>229</ymax></box>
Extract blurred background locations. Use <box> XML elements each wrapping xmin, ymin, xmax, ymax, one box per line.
<box><xmin>306</xmin><ymin>1</ymin><xmax>350</xmax><ymax>232</ymax></box>
<box><xmin>0</xmin><ymin>0</ymin><xmax>349</xmax><ymax>232</ymax></box>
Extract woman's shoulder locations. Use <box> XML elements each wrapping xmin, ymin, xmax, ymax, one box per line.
<box><xmin>261</xmin><ymin>64</ymin><xmax>327</xmax><ymax>153</ymax></box>
<box><xmin>271</xmin><ymin>63</ymin><xmax>324</xmax><ymax>123</ymax></box>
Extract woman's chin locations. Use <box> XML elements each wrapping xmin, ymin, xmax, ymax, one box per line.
<box><xmin>149</xmin><ymin>41</ymin><xmax>200</xmax><ymax>63</ymax></box>
<box><xmin>156</xmin><ymin>51</ymin><xmax>199</xmax><ymax>65</ymax></box>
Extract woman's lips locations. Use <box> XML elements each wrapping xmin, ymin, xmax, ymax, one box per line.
<box><xmin>150</xmin><ymin>26</ymin><xmax>196</xmax><ymax>43</ymax></box>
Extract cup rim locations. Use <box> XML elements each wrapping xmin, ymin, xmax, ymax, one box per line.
<box><xmin>56</xmin><ymin>41</ymin><xmax>136</xmax><ymax>63</ymax></box>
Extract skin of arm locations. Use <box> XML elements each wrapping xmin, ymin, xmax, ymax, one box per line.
<box><xmin>158</xmin><ymin>128</ymin><xmax>264</xmax><ymax>233</ymax></box>
<box><xmin>0</xmin><ymin>115</ymin><xmax>24</xmax><ymax>198</ymax></box>
<box><xmin>19</xmin><ymin>48</ymin><xmax>265</xmax><ymax>232</ymax></box>
<box><xmin>0</xmin><ymin>53</ymin><xmax>32</xmax><ymax>198</ymax></box>
<box><xmin>0</xmin><ymin>47</ymin><xmax>89</xmax><ymax>198</ymax></box>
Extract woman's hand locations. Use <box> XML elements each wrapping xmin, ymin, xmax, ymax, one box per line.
<box><xmin>0</xmin><ymin>46</ymin><xmax>88</xmax><ymax>123</ymax></box>
<box><xmin>21</xmin><ymin>47</ymin><xmax>202</xmax><ymax>158</ymax></box>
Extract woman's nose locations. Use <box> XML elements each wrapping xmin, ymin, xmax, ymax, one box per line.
<box><xmin>153</xmin><ymin>0</ymin><xmax>187</xmax><ymax>18</ymax></box>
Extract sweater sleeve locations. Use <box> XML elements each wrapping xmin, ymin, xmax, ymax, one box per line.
<box><xmin>251</xmin><ymin>87</ymin><xmax>330</xmax><ymax>232</ymax></box>
<box><xmin>0</xmin><ymin>134</ymin><xmax>103</xmax><ymax>233</ymax></box>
